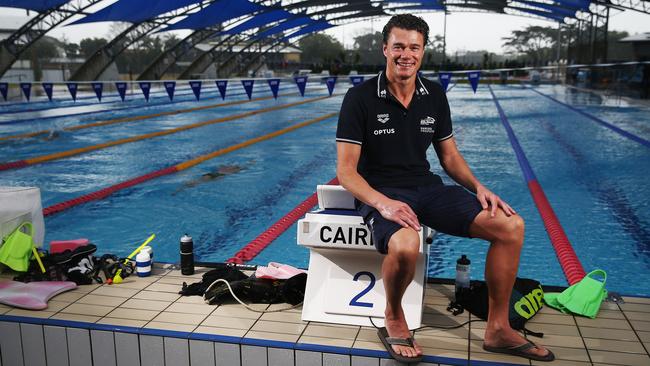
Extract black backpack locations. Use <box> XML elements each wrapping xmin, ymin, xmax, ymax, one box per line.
<box><xmin>449</xmin><ymin>278</ymin><xmax>544</xmax><ymax>337</ymax></box>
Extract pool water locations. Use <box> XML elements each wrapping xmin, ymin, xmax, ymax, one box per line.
<box><xmin>1</xmin><ymin>80</ymin><xmax>649</xmax><ymax>296</ymax></box>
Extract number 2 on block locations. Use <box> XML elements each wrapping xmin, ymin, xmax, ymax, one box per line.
<box><xmin>349</xmin><ymin>271</ymin><xmax>375</xmax><ymax>308</ymax></box>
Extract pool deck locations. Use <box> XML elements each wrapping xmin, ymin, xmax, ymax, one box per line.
<box><xmin>1</xmin><ymin>265</ymin><xmax>649</xmax><ymax>366</ymax></box>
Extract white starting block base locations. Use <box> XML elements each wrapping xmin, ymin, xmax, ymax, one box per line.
<box><xmin>298</xmin><ymin>185</ymin><xmax>433</xmax><ymax>329</ymax></box>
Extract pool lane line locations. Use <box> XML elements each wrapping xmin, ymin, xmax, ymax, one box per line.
<box><xmin>42</xmin><ymin>112</ymin><xmax>339</xmax><ymax>216</ymax></box>
<box><xmin>227</xmin><ymin>176</ymin><xmax>340</xmax><ymax>264</ymax></box>
<box><xmin>488</xmin><ymin>85</ymin><xmax>586</xmax><ymax>285</ymax></box>
<box><xmin>0</xmin><ymin>92</ymin><xmax>283</xmax><ymax>142</ymax></box>
<box><xmin>0</xmin><ymin>94</ymin><xmax>339</xmax><ymax>172</ymax></box>
<box><xmin>528</xmin><ymin>87</ymin><xmax>650</xmax><ymax>149</ymax></box>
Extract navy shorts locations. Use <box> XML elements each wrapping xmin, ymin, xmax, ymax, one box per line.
<box><xmin>355</xmin><ymin>184</ymin><xmax>483</xmax><ymax>254</ymax></box>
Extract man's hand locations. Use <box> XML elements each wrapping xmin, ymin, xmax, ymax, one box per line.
<box><xmin>475</xmin><ymin>184</ymin><xmax>516</xmax><ymax>217</ymax></box>
<box><xmin>376</xmin><ymin>197</ymin><xmax>421</xmax><ymax>231</ymax></box>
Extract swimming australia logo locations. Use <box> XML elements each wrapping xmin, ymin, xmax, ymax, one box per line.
<box><xmin>420</xmin><ymin>116</ymin><xmax>436</xmax><ymax>126</ymax></box>
<box><xmin>420</xmin><ymin>116</ymin><xmax>436</xmax><ymax>133</ymax></box>
<box><xmin>377</xmin><ymin>113</ymin><xmax>390</xmax><ymax>124</ymax></box>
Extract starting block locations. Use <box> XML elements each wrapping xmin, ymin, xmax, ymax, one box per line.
<box><xmin>298</xmin><ymin>185</ymin><xmax>434</xmax><ymax>329</ymax></box>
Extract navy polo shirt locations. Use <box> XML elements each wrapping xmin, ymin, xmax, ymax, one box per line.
<box><xmin>336</xmin><ymin>71</ymin><xmax>454</xmax><ymax>188</ymax></box>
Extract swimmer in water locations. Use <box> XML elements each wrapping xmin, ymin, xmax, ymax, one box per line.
<box><xmin>172</xmin><ymin>164</ymin><xmax>243</xmax><ymax>195</ymax></box>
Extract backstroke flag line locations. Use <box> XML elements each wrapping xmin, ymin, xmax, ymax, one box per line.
<box><xmin>325</xmin><ymin>76</ymin><xmax>337</xmax><ymax>96</ymax></box>
<box><xmin>469</xmin><ymin>72</ymin><xmax>481</xmax><ymax>93</ymax></box>
<box><xmin>216</xmin><ymin>80</ymin><xmax>228</xmax><ymax>100</ymax></box>
<box><xmin>66</xmin><ymin>83</ymin><xmax>78</xmax><ymax>102</ymax></box>
<box><xmin>294</xmin><ymin>76</ymin><xmax>307</xmax><ymax>96</ymax></box>
<box><xmin>20</xmin><ymin>82</ymin><xmax>31</xmax><ymax>101</ymax></box>
<box><xmin>190</xmin><ymin>81</ymin><xmax>202</xmax><ymax>101</ymax></box>
<box><xmin>92</xmin><ymin>82</ymin><xmax>103</xmax><ymax>102</ymax></box>
<box><xmin>42</xmin><ymin>82</ymin><xmax>53</xmax><ymax>102</ymax></box>
<box><xmin>115</xmin><ymin>82</ymin><xmax>127</xmax><ymax>101</ymax></box>
<box><xmin>438</xmin><ymin>73</ymin><xmax>452</xmax><ymax>92</ymax></box>
<box><xmin>242</xmin><ymin>80</ymin><xmax>254</xmax><ymax>100</ymax></box>
<box><xmin>164</xmin><ymin>81</ymin><xmax>176</xmax><ymax>101</ymax></box>
<box><xmin>267</xmin><ymin>78</ymin><xmax>280</xmax><ymax>99</ymax></box>
<box><xmin>139</xmin><ymin>82</ymin><xmax>151</xmax><ymax>102</ymax></box>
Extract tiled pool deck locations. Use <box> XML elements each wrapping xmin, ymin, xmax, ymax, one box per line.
<box><xmin>1</xmin><ymin>265</ymin><xmax>649</xmax><ymax>366</ymax></box>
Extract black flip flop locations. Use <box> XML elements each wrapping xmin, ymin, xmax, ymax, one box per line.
<box><xmin>483</xmin><ymin>340</ymin><xmax>555</xmax><ymax>362</ymax></box>
<box><xmin>377</xmin><ymin>327</ymin><xmax>423</xmax><ymax>364</ymax></box>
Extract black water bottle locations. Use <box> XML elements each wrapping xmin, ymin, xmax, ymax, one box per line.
<box><xmin>180</xmin><ymin>234</ymin><xmax>195</xmax><ymax>275</ymax></box>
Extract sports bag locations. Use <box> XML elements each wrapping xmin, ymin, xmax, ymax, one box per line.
<box><xmin>449</xmin><ymin>277</ymin><xmax>544</xmax><ymax>336</ymax></box>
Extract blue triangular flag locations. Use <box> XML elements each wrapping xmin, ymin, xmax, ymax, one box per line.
<box><xmin>294</xmin><ymin>76</ymin><xmax>307</xmax><ymax>97</ymax></box>
<box><xmin>20</xmin><ymin>82</ymin><xmax>31</xmax><ymax>101</ymax></box>
<box><xmin>92</xmin><ymin>82</ymin><xmax>103</xmax><ymax>102</ymax></box>
<box><xmin>164</xmin><ymin>81</ymin><xmax>175</xmax><ymax>101</ymax></box>
<box><xmin>438</xmin><ymin>73</ymin><xmax>452</xmax><ymax>92</ymax></box>
<box><xmin>325</xmin><ymin>77</ymin><xmax>337</xmax><ymax>96</ymax></box>
<box><xmin>241</xmin><ymin>80</ymin><xmax>254</xmax><ymax>100</ymax></box>
<box><xmin>115</xmin><ymin>82</ymin><xmax>127</xmax><ymax>101</ymax></box>
<box><xmin>267</xmin><ymin>78</ymin><xmax>280</xmax><ymax>99</ymax></box>
<box><xmin>42</xmin><ymin>82</ymin><xmax>53</xmax><ymax>102</ymax></box>
<box><xmin>66</xmin><ymin>82</ymin><xmax>78</xmax><ymax>101</ymax></box>
<box><xmin>0</xmin><ymin>82</ymin><xmax>7</xmax><ymax>101</ymax></box>
<box><xmin>350</xmin><ymin>76</ymin><xmax>364</xmax><ymax>87</ymax></box>
<box><xmin>468</xmin><ymin>72</ymin><xmax>481</xmax><ymax>93</ymax></box>
<box><xmin>190</xmin><ymin>80</ymin><xmax>201</xmax><ymax>101</ymax></box>
<box><xmin>216</xmin><ymin>80</ymin><xmax>227</xmax><ymax>100</ymax></box>
<box><xmin>139</xmin><ymin>82</ymin><xmax>151</xmax><ymax>102</ymax></box>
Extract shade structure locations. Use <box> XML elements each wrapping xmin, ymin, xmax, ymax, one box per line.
<box><xmin>0</xmin><ymin>0</ymin><xmax>69</xmax><ymax>12</ymax></box>
<box><xmin>71</xmin><ymin>0</ymin><xmax>201</xmax><ymax>25</ymax></box>
<box><xmin>222</xmin><ymin>9</ymin><xmax>293</xmax><ymax>35</ymax></box>
<box><xmin>162</xmin><ymin>0</ymin><xmax>263</xmax><ymax>31</ymax></box>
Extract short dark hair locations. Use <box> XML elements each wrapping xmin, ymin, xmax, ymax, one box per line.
<box><xmin>382</xmin><ymin>14</ymin><xmax>429</xmax><ymax>45</ymax></box>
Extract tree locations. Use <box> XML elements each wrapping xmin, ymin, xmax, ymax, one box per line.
<box><xmin>80</xmin><ymin>37</ymin><xmax>108</xmax><ymax>58</ymax></box>
<box><xmin>298</xmin><ymin>33</ymin><xmax>345</xmax><ymax>64</ymax></box>
<box><xmin>353</xmin><ymin>31</ymin><xmax>384</xmax><ymax>65</ymax></box>
<box><xmin>502</xmin><ymin>26</ymin><xmax>557</xmax><ymax>65</ymax></box>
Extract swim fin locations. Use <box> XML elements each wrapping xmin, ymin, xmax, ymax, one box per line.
<box><xmin>0</xmin><ymin>222</ymin><xmax>34</xmax><ymax>272</ymax></box>
<box><xmin>558</xmin><ymin>269</ymin><xmax>607</xmax><ymax>318</ymax></box>
<box><xmin>544</xmin><ymin>270</ymin><xmax>607</xmax><ymax>319</ymax></box>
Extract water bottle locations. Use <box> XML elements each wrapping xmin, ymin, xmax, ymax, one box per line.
<box><xmin>455</xmin><ymin>254</ymin><xmax>471</xmax><ymax>298</ymax></box>
<box><xmin>141</xmin><ymin>245</ymin><xmax>153</xmax><ymax>266</ymax></box>
<box><xmin>136</xmin><ymin>250</ymin><xmax>151</xmax><ymax>277</ymax></box>
<box><xmin>180</xmin><ymin>234</ymin><xmax>195</xmax><ymax>275</ymax></box>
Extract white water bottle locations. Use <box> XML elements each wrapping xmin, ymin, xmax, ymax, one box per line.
<box><xmin>136</xmin><ymin>250</ymin><xmax>151</xmax><ymax>277</ymax></box>
<box><xmin>455</xmin><ymin>255</ymin><xmax>470</xmax><ymax>296</ymax></box>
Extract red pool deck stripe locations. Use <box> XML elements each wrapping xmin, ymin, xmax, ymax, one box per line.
<box><xmin>43</xmin><ymin>113</ymin><xmax>337</xmax><ymax>216</ymax></box>
<box><xmin>227</xmin><ymin>177</ymin><xmax>339</xmax><ymax>264</ymax></box>
<box><xmin>489</xmin><ymin>85</ymin><xmax>586</xmax><ymax>285</ymax></box>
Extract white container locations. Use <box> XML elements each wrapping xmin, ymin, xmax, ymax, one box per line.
<box><xmin>136</xmin><ymin>250</ymin><xmax>151</xmax><ymax>277</ymax></box>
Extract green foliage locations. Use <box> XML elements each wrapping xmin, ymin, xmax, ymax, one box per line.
<box><xmin>79</xmin><ymin>38</ymin><xmax>108</xmax><ymax>58</ymax></box>
<box><xmin>352</xmin><ymin>31</ymin><xmax>384</xmax><ymax>65</ymax></box>
<box><xmin>299</xmin><ymin>33</ymin><xmax>345</xmax><ymax>64</ymax></box>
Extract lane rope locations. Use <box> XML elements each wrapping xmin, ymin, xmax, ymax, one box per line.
<box><xmin>489</xmin><ymin>85</ymin><xmax>586</xmax><ymax>285</ymax></box>
<box><xmin>226</xmin><ymin>177</ymin><xmax>339</xmax><ymax>264</ymax></box>
<box><xmin>528</xmin><ymin>87</ymin><xmax>650</xmax><ymax>149</ymax></box>
<box><xmin>0</xmin><ymin>94</ymin><xmax>337</xmax><ymax>172</ymax></box>
<box><xmin>43</xmin><ymin>112</ymin><xmax>338</xmax><ymax>216</ymax></box>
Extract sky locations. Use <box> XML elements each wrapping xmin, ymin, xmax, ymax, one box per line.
<box><xmin>2</xmin><ymin>5</ymin><xmax>649</xmax><ymax>54</ymax></box>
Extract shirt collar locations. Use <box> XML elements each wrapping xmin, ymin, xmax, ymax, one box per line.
<box><xmin>376</xmin><ymin>70</ymin><xmax>430</xmax><ymax>99</ymax></box>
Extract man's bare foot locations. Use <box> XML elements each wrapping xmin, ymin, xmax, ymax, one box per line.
<box><xmin>384</xmin><ymin>313</ymin><xmax>422</xmax><ymax>358</ymax></box>
<box><xmin>484</xmin><ymin>326</ymin><xmax>551</xmax><ymax>359</ymax></box>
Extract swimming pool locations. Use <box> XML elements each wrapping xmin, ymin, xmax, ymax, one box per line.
<box><xmin>1</xmin><ymin>79</ymin><xmax>649</xmax><ymax>296</ymax></box>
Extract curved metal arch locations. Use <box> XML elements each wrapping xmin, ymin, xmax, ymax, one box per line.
<box><xmin>69</xmin><ymin>0</ymin><xmax>221</xmax><ymax>81</ymax></box>
<box><xmin>0</xmin><ymin>0</ymin><xmax>105</xmax><ymax>79</ymax></box>
<box><xmin>594</xmin><ymin>0</ymin><xmax>650</xmax><ymax>15</ymax></box>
